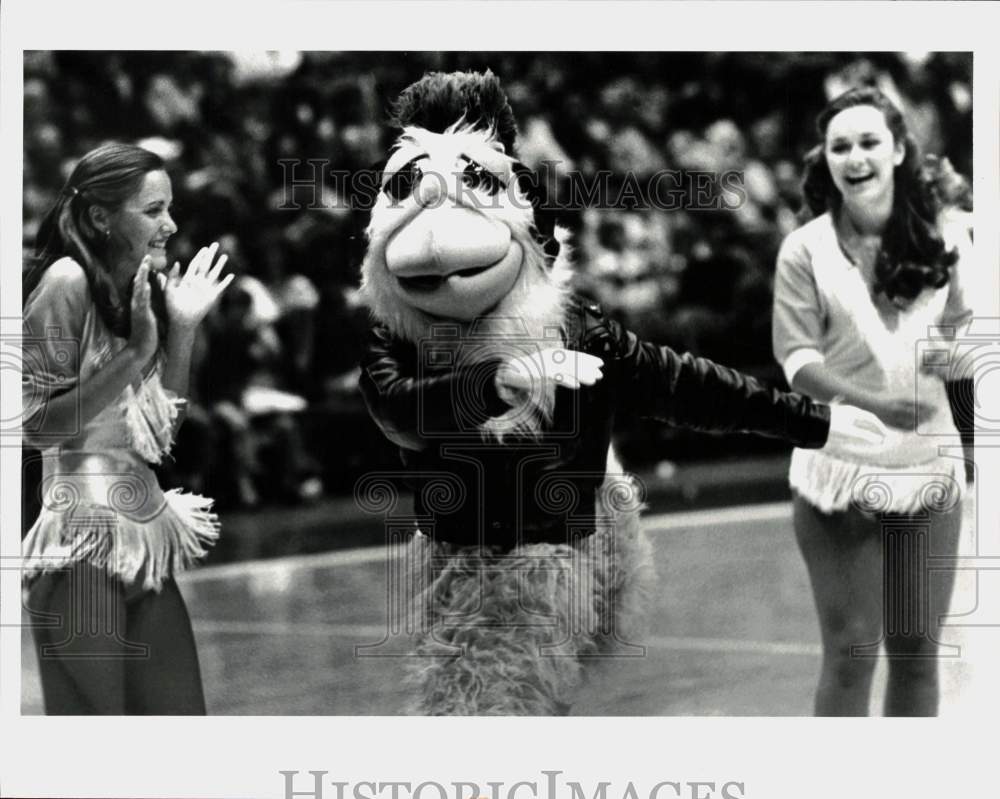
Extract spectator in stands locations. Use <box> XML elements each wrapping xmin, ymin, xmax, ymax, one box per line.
<box><xmin>198</xmin><ymin>246</ymin><xmax>321</xmax><ymax>507</ymax></box>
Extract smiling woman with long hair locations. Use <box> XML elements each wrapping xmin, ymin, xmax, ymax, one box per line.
<box><xmin>773</xmin><ymin>87</ymin><xmax>977</xmax><ymax>716</ymax></box>
<box><xmin>22</xmin><ymin>142</ymin><xmax>233</xmax><ymax>714</ymax></box>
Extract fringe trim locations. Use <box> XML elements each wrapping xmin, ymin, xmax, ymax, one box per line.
<box><xmin>404</xmin><ymin>467</ymin><xmax>650</xmax><ymax>716</ymax></box>
<box><xmin>21</xmin><ymin>489</ymin><xmax>219</xmax><ymax>592</ymax></box>
<box><xmin>790</xmin><ymin>447</ymin><xmax>965</xmax><ymax>515</ymax></box>
<box><xmin>122</xmin><ymin>369</ymin><xmax>184</xmax><ymax>464</ymax></box>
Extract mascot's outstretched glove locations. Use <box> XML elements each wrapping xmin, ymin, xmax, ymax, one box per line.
<box><xmin>496</xmin><ymin>348</ymin><xmax>604</xmax><ymax>403</ymax></box>
<box><xmin>825</xmin><ymin>404</ymin><xmax>889</xmax><ymax>457</ymax></box>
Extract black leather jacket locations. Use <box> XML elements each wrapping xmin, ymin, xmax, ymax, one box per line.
<box><xmin>359</xmin><ymin>298</ymin><xmax>830</xmax><ymax>549</ymax></box>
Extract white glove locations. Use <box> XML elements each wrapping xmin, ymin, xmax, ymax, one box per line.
<box><xmin>496</xmin><ymin>348</ymin><xmax>604</xmax><ymax>405</ymax></box>
<box><xmin>825</xmin><ymin>404</ymin><xmax>889</xmax><ymax>456</ymax></box>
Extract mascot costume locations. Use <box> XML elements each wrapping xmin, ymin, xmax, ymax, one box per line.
<box><xmin>358</xmin><ymin>71</ymin><xmax>885</xmax><ymax>715</ymax></box>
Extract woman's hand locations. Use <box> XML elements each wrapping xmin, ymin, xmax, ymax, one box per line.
<box><xmin>128</xmin><ymin>256</ymin><xmax>159</xmax><ymax>363</ymax></box>
<box><xmin>826</xmin><ymin>404</ymin><xmax>888</xmax><ymax>455</ymax></box>
<box><xmin>161</xmin><ymin>242</ymin><xmax>234</xmax><ymax>331</ymax></box>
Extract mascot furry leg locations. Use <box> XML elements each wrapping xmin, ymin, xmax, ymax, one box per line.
<box><xmin>406</xmin><ymin>454</ymin><xmax>652</xmax><ymax>715</ymax></box>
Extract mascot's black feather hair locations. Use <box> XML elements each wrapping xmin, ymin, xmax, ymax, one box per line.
<box><xmin>390</xmin><ymin>70</ymin><xmax>519</xmax><ymax>154</ymax></box>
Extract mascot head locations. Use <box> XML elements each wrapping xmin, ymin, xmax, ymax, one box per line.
<box><xmin>359</xmin><ymin>70</ymin><xmax>571</xmax><ymax>347</ymax></box>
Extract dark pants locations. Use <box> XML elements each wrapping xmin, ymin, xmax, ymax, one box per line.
<box><xmin>28</xmin><ymin>564</ymin><xmax>206</xmax><ymax>715</ymax></box>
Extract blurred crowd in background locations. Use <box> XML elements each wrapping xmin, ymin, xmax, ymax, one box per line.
<box><xmin>22</xmin><ymin>51</ymin><xmax>973</xmax><ymax>510</ymax></box>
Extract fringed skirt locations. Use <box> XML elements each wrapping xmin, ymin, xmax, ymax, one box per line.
<box><xmin>403</xmin><ymin>471</ymin><xmax>652</xmax><ymax>716</ymax></box>
<box><xmin>790</xmin><ymin>440</ymin><xmax>965</xmax><ymax>517</ymax></box>
<box><xmin>22</xmin><ymin>452</ymin><xmax>219</xmax><ymax>594</ymax></box>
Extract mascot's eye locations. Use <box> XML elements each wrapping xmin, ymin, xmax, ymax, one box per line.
<box><xmin>461</xmin><ymin>159</ymin><xmax>505</xmax><ymax>196</ymax></box>
<box><xmin>383</xmin><ymin>158</ymin><xmax>424</xmax><ymax>202</ymax></box>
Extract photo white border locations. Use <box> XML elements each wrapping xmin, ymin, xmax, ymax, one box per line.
<box><xmin>3</xmin><ymin>1</ymin><xmax>999</xmax><ymax>797</ymax></box>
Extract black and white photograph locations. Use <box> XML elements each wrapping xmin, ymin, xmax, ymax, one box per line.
<box><xmin>3</xmin><ymin>2</ymin><xmax>1000</xmax><ymax>798</ymax></box>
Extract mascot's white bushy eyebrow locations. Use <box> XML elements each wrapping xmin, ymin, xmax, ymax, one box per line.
<box><xmin>386</xmin><ymin>122</ymin><xmax>511</xmax><ymax>173</ymax></box>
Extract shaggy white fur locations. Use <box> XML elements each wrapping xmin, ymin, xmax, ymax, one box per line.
<box><xmin>404</xmin><ymin>456</ymin><xmax>651</xmax><ymax>715</ymax></box>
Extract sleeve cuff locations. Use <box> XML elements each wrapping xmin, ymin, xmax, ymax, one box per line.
<box><xmin>782</xmin><ymin>348</ymin><xmax>824</xmax><ymax>385</ymax></box>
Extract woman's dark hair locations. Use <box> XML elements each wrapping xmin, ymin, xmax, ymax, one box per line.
<box><xmin>800</xmin><ymin>87</ymin><xmax>961</xmax><ymax>303</ymax></box>
<box><xmin>25</xmin><ymin>142</ymin><xmax>169</xmax><ymax>340</ymax></box>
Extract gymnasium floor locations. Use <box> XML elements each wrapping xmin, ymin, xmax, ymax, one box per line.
<box><xmin>20</xmin><ymin>494</ymin><xmax>995</xmax><ymax>715</ymax></box>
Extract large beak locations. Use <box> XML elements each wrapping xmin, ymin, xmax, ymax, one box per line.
<box><xmin>385</xmin><ymin>203</ymin><xmax>512</xmax><ymax>290</ymax></box>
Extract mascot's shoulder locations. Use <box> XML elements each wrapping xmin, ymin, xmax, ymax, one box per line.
<box><xmin>565</xmin><ymin>294</ymin><xmax>605</xmax><ymax>321</ymax></box>
<box><xmin>565</xmin><ymin>295</ymin><xmax>622</xmax><ymax>356</ymax></box>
